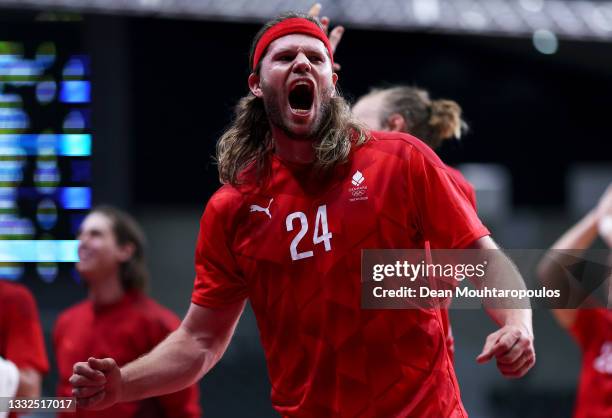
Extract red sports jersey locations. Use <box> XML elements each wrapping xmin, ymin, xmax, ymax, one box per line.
<box><xmin>430</xmin><ymin>165</ymin><xmax>476</xmax><ymax>363</ymax></box>
<box><xmin>0</xmin><ymin>280</ymin><xmax>49</xmax><ymax>418</ymax></box>
<box><xmin>570</xmin><ymin>308</ymin><xmax>612</xmax><ymax>418</ymax></box>
<box><xmin>444</xmin><ymin>166</ymin><xmax>477</xmax><ymax>211</ymax></box>
<box><xmin>54</xmin><ymin>291</ymin><xmax>201</xmax><ymax>418</ymax></box>
<box><xmin>0</xmin><ymin>280</ymin><xmax>49</xmax><ymax>373</ymax></box>
<box><xmin>192</xmin><ymin>131</ymin><xmax>490</xmax><ymax>417</ymax></box>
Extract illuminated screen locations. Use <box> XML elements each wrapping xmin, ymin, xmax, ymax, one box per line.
<box><xmin>0</xmin><ymin>37</ymin><xmax>90</xmax><ymax>285</ymax></box>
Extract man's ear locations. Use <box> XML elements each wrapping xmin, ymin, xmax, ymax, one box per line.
<box><xmin>331</xmin><ymin>72</ymin><xmax>338</xmax><ymax>97</ymax></box>
<box><xmin>117</xmin><ymin>243</ymin><xmax>135</xmax><ymax>263</ymax></box>
<box><xmin>387</xmin><ymin>113</ymin><xmax>407</xmax><ymax>132</ymax></box>
<box><xmin>248</xmin><ymin>73</ymin><xmax>263</xmax><ymax>98</ymax></box>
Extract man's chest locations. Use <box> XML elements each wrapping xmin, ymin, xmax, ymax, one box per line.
<box><xmin>232</xmin><ymin>166</ymin><xmax>420</xmax><ymax>271</ymax></box>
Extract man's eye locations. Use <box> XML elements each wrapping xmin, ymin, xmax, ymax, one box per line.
<box><xmin>309</xmin><ymin>56</ymin><xmax>323</xmax><ymax>63</ymax></box>
<box><xmin>278</xmin><ymin>55</ymin><xmax>293</xmax><ymax>62</ymax></box>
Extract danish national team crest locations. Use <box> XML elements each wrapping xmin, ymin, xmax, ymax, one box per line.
<box><xmin>349</xmin><ymin>170</ymin><xmax>368</xmax><ymax>202</ymax></box>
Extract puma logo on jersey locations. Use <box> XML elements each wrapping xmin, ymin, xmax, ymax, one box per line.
<box><xmin>250</xmin><ymin>198</ymin><xmax>274</xmax><ymax>219</ymax></box>
<box><xmin>351</xmin><ymin>171</ymin><xmax>365</xmax><ymax>186</ymax></box>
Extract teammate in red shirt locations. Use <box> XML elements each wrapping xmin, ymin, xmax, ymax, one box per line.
<box><xmin>69</xmin><ymin>13</ymin><xmax>535</xmax><ymax>418</ymax></box>
<box><xmin>53</xmin><ymin>206</ymin><xmax>201</xmax><ymax>418</ymax></box>
<box><xmin>0</xmin><ymin>280</ymin><xmax>49</xmax><ymax>418</ymax></box>
<box><xmin>538</xmin><ymin>185</ymin><xmax>612</xmax><ymax>418</ymax></box>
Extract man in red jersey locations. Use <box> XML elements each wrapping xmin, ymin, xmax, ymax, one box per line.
<box><xmin>538</xmin><ymin>185</ymin><xmax>612</xmax><ymax>418</ymax></box>
<box><xmin>53</xmin><ymin>206</ymin><xmax>200</xmax><ymax>418</ymax></box>
<box><xmin>0</xmin><ymin>280</ymin><xmax>49</xmax><ymax>418</ymax></box>
<box><xmin>69</xmin><ymin>14</ymin><xmax>535</xmax><ymax>417</ymax></box>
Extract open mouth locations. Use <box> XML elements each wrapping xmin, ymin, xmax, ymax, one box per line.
<box><xmin>288</xmin><ymin>82</ymin><xmax>314</xmax><ymax>114</ymax></box>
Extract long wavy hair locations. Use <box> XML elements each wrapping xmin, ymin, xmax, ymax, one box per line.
<box><xmin>216</xmin><ymin>12</ymin><xmax>368</xmax><ymax>186</ymax></box>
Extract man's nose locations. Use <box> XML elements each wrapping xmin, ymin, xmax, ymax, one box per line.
<box><xmin>292</xmin><ymin>53</ymin><xmax>311</xmax><ymax>73</ymax></box>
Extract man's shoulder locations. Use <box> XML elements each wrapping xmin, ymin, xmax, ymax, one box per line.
<box><xmin>0</xmin><ymin>280</ymin><xmax>34</xmax><ymax>304</ymax></box>
<box><xmin>363</xmin><ymin>131</ymin><xmax>446</xmax><ymax>169</ymax></box>
<box><xmin>207</xmin><ymin>184</ymin><xmax>247</xmax><ymax>211</ymax></box>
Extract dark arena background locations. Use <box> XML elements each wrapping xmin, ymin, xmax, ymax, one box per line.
<box><xmin>0</xmin><ymin>0</ymin><xmax>611</xmax><ymax>417</ymax></box>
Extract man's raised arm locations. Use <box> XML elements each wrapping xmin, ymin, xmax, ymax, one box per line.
<box><xmin>70</xmin><ymin>300</ymin><xmax>246</xmax><ymax>410</ymax></box>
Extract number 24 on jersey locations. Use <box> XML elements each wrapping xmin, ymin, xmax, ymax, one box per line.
<box><xmin>285</xmin><ymin>205</ymin><xmax>332</xmax><ymax>261</ymax></box>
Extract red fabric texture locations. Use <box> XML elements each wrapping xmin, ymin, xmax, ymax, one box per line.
<box><xmin>53</xmin><ymin>291</ymin><xmax>201</xmax><ymax>418</ymax></box>
<box><xmin>0</xmin><ymin>280</ymin><xmax>50</xmax><ymax>418</ymax></box>
<box><xmin>0</xmin><ymin>280</ymin><xmax>49</xmax><ymax>372</ymax></box>
<box><xmin>252</xmin><ymin>17</ymin><xmax>334</xmax><ymax>70</ymax></box>
<box><xmin>570</xmin><ymin>308</ymin><xmax>612</xmax><ymax>418</ymax></box>
<box><xmin>192</xmin><ymin>131</ymin><xmax>490</xmax><ymax>417</ymax></box>
<box><xmin>445</xmin><ymin>165</ymin><xmax>477</xmax><ymax>211</ymax></box>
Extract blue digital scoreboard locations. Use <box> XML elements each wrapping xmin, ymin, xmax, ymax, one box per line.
<box><xmin>0</xmin><ymin>40</ymin><xmax>90</xmax><ymax>284</ymax></box>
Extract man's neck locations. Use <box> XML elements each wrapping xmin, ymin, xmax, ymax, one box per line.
<box><xmin>87</xmin><ymin>273</ymin><xmax>125</xmax><ymax>307</ymax></box>
<box><xmin>271</xmin><ymin>125</ymin><xmax>316</xmax><ymax>164</ymax></box>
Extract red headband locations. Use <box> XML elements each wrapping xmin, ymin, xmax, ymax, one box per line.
<box><xmin>251</xmin><ymin>17</ymin><xmax>334</xmax><ymax>71</ymax></box>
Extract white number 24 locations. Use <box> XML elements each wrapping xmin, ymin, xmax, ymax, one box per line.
<box><xmin>285</xmin><ymin>205</ymin><xmax>332</xmax><ymax>261</ymax></box>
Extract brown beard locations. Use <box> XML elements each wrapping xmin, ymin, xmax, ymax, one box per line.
<box><xmin>261</xmin><ymin>83</ymin><xmax>332</xmax><ymax>141</ymax></box>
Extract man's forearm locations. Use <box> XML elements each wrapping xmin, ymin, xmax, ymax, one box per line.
<box><xmin>119</xmin><ymin>326</ymin><xmax>210</xmax><ymax>403</ymax></box>
<box><xmin>478</xmin><ymin>245</ymin><xmax>533</xmax><ymax>335</ymax></box>
<box><xmin>485</xmin><ymin>260</ymin><xmax>533</xmax><ymax>337</ymax></box>
<box><xmin>486</xmin><ymin>308</ymin><xmax>533</xmax><ymax>337</ymax></box>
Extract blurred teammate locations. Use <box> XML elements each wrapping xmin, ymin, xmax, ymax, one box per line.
<box><xmin>70</xmin><ymin>14</ymin><xmax>535</xmax><ymax>417</ymax></box>
<box><xmin>0</xmin><ymin>280</ymin><xmax>49</xmax><ymax>418</ymax></box>
<box><xmin>53</xmin><ymin>206</ymin><xmax>200</xmax><ymax>418</ymax></box>
<box><xmin>538</xmin><ymin>185</ymin><xmax>612</xmax><ymax>418</ymax></box>
<box><xmin>352</xmin><ymin>87</ymin><xmax>475</xmax><ymax>208</ymax></box>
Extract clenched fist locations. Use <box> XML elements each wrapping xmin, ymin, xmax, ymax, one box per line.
<box><xmin>70</xmin><ymin>357</ymin><xmax>122</xmax><ymax>410</ymax></box>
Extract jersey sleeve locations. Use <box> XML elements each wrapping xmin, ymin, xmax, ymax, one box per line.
<box><xmin>408</xmin><ymin>147</ymin><xmax>489</xmax><ymax>249</ymax></box>
<box><xmin>192</xmin><ymin>189</ymin><xmax>249</xmax><ymax>308</ymax></box>
<box><xmin>446</xmin><ymin>166</ymin><xmax>478</xmax><ymax>211</ymax></box>
<box><xmin>4</xmin><ymin>286</ymin><xmax>49</xmax><ymax>373</ymax></box>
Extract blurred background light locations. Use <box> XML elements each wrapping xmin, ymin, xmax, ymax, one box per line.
<box><xmin>62</xmin><ymin>56</ymin><xmax>89</xmax><ymax>78</ymax></box>
<box><xmin>36</xmin><ymin>79</ymin><xmax>57</xmax><ymax>104</ymax></box>
<box><xmin>0</xmin><ymin>134</ymin><xmax>91</xmax><ymax>156</ymax></box>
<box><xmin>0</xmin><ymin>108</ymin><xmax>29</xmax><ymax>132</ymax></box>
<box><xmin>37</xmin><ymin>198</ymin><xmax>59</xmax><ymax>230</ymax></box>
<box><xmin>533</xmin><ymin>28</ymin><xmax>559</xmax><ymax>54</ymax></box>
<box><xmin>37</xmin><ymin>261</ymin><xmax>59</xmax><ymax>282</ymax></box>
<box><xmin>59</xmin><ymin>80</ymin><xmax>90</xmax><ymax>103</ymax></box>
<box><xmin>59</xmin><ymin>186</ymin><xmax>91</xmax><ymax>209</ymax></box>
<box><xmin>62</xmin><ymin>110</ymin><xmax>86</xmax><ymax>132</ymax></box>
<box><xmin>0</xmin><ymin>240</ymin><xmax>78</xmax><ymax>262</ymax></box>
<box><xmin>35</xmin><ymin>41</ymin><xmax>57</xmax><ymax>67</ymax></box>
